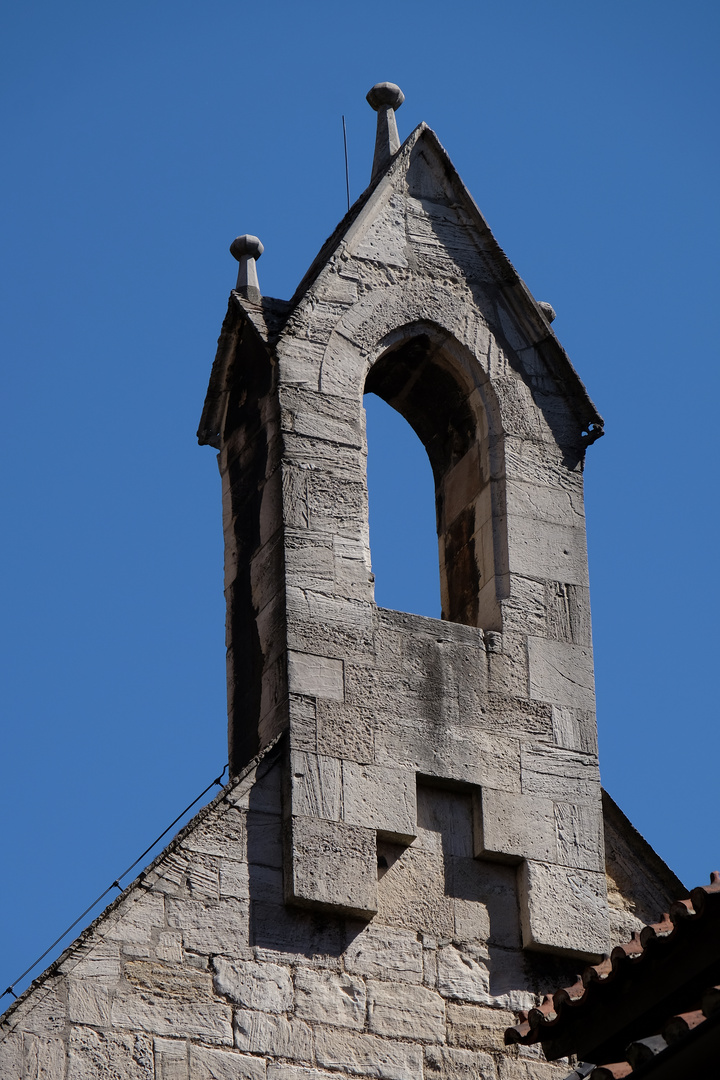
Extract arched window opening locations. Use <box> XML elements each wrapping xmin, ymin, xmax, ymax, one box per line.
<box><xmin>364</xmin><ymin>393</ymin><xmax>441</xmax><ymax>619</ymax></box>
<box><xmin>365</xmin><ymin>330</ymin><xmax>503</xmax><ymax>631</ymax></box>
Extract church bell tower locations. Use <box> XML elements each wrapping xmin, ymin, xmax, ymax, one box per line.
<box><xmin>198</xmin><ymin>83</ymin><xmax>609</xmax><ymax>961</ymax></box>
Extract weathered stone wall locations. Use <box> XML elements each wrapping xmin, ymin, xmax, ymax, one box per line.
<box><xmin>0</xmin><ymin>748</ymin><xmax>580</xmax><ymax>1080</ymax></box>
<box><xmin>213</xmin><ymin>125</ymin><xmax>609</xmax><ymax>959</ymax></box>
<box><xmin>0</xmin><ymin>750</ymin><xmax>683</xmax><ymax>1080</ymax></box>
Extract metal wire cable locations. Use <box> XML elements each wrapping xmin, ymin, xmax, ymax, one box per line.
<box><xmin>1</xmin><ymin>764</ymin><xmax>228</xmax><ymax>1002</ymax></box>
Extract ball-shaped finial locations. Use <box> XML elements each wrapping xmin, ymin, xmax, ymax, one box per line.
<box><xmin>366</xmin><ymin>82</ymin><xmax>405</xmax><ymax>112</ymax></box>
<box><xmin>230</xmin><ymin>235</ymin><xmax>264</xmax><ymax>261</ymax></box>
<box><xmin>538</xmin><ymin>301</ymin><xmax>556</xmax><ymax>323</ymax></box>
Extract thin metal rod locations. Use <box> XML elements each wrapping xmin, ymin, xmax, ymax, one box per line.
<box><xmin>342</xmin><ymin>115</ymin><xmax>350</xmax><ymax>212</ymax></box>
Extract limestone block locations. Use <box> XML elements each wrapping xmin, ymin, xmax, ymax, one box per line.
<box><xmin>376</xmin><ymin>846</ymin><xmax>454</xmax><ymax>939</ymax></box>
<box><xmin>288</xmin><ymin>695</ymin><xmax>318</xmax><ymax>753</ymax></box>
<box><xmin>498</xmin><ymin>577</ymin><xmax>546</xmax><ymax>638</ymax></box>
<box><xmin>18</xmin><ymin>1034</ymin><xmax>67</xmax><ymax>1080</ymax></box>
<box><xmin>554</xmin><ymin>802</ymin><xmax>604</xmax><ymax>872</ymax></box>
<box><xmin>294</xmin><ymin>969</ymin><xmax>366</xmax><ymax>1029</ymax></box>
<box><xmin>281</xmin><ymin>464</ymin><xmax>311</xmax><ymax>528</ymax></box>
<box><xmin>234</xmin><ymin>1009</ymin><xmax>313</xmax><ymax>1062</ymax></box>
<box><xmin>247</xmin><ymin>810</ymin><xmax>283</xmax><ymax>869</ymax></box>
<box><xmin>68</xmin><ymin>1028</ymin><xmax>154</xmax><ymax>1080</ymax></box>
<box><xmin>249</xmin><ymin>532</ymin><xmax>287</xmax><ymax>610</ymax></box>
<box><xmin>367</xmin><ymin>979</ymin><xmax>445</xmax><ymax>1042</ymax></box>
<box><xmin>436</xmin><ymin>944</ymin><xmax>491</xmax><ymax>1004</ymax></box>
<box><xmin>287</xmin><ymin>651</ymin><xmax>345</xmax><ymax>700</ymax></box>
<box><xmin>154</xmin><ymin>1037</ymin><xmax>188</xmax><ymax>1080</ymax></box>
<box><xmin>507</xmin><ymin>516</ymin><xmax>589</xmax><ymax>588</ymax></box>
<box><xmin>249</xmin><ymin>899</ymin><xmax>345</xmax><ymax>961</ymax></box>
<box><xmin>344</xmin><ymin>923</ymin><xmax>423</xmax><ymax>982</ymax></box>
<box><xmin>63</xmin><ymin>939</ymin><xmax>121</xmax><ymax>982</ymax></box>
<box><xmin>144</xmin><ymin>851</ymin><xmax>188</xmax><ymax>894</ymax></box>
<box><xmin>482</xmin><ymin>696</ymin><xmax>553</xmax><ymax>742</ymax></box>
<box><xmin>316</xmin><ymin>701</ymin><xmax>375</xmax><ymax>764</ymax></box>
<box><xmin>520</xmin><ymin>744</ymin><xmax>600</xmax><ymax>804</ymax></box>
<box><xmin>181</xmin><ymin>807</ymin><xmax>246</xmax><ymax>859</ymax></box>
<box><xmin>441</xmin><ymin>445</ymin><xmax>486</xmax><ymax>526</ymax></box>
<box><xmin>453</xmin><ymin>898</ymin><xmax>491</xmax><ymax>943</ymax></box>
<box><xmin>267</xmin><ymin>1069</ymin><xmax>353</xmax><ymax>1080</ymax></box>
<box><xmin>285</xmin><ymin>530</ymin><xmax>334</xmax><ymax>592</ymax></box>
<box><xmin>497</xmin><ymin>1058</ymin><xmax>566</xmax><ymax>1080</ymax></box>
<box><xmin>527</xmin><ymin>638</ymin><xmax>595</xmax><ymax>711</ymax></box>
<box><xmin>3</xmin><ymin>982</ymin><xmax>65</xmax><ymax>1036</ymax></box>
<box><xmin>291</xmin><ymin>751</ymin><xmax>343</xmax><ymax>820</ymax></box>
<box><xmin>124</xmin><ymin>960</ymin><xmax>214</xmax><ymax>1001</ymax></box>
<box><xmin>247</xmin><ymin>864</ymin><xmax>284</xmax><ymax>904</ymax></box>
<box><xmin>446</xmin><ymin>1002</ymin><xmax>517</xmax><ymax>1051</ymax></box>
<box><xmin>518</xmin><ymin>861</ymin><xmax>609</xmax><ymax>959</ymax></box>
<box><xmin>220</xmin><ymin>860</ymin><xmax>250</xmax><ymax>900</ymax></box>
<box><xmin>447</xmin><ymin>860</ymin><xmax>520</xmax><ymax>949</ymax></box>
<box><xmin>289</xmin><ymin>403</ymin><xmax>363</xmax><ymax>451</ymax></box>
<box><xmin>374</xmin><ymin>720</ymin><xmax>521</xmax><ymax>794</ymax></box>
<box><xmin>551</xmin><ymin>705</ymin><xmax>598</xmax><ymax>755</ymax></box>
<box><xmin>315</xmin><ymin>1028</ymin><xmax>423</xmax><ymax>1080</ymax></box>
<box><xmin>475</xmin><ymin>788</ymin><xmax>557</xmax><ymax>864</ymax></box>
<box><xmin>286</xmin><ymin>594</ymin><xmax>374</xmax><ymax>664</ymax></box>
<box><xmin>544</xmin><ymin>582</ymin><xmax>592</xmax><ymax>647</ymax></box>
<box><xmin>104</xmin><ymin>890</ymin><xmax>165</xmax><ymax>947</ymax></box>
<box><xmin>213</xmin><ymin>957</ymin><xmax>292</xmax><ymax>1012</ymax></box>
<box><xmin>486</xmin><ymin>633</ymin><xmax>529</xmax><ymax>700</ymax></box>
<box><xmin>165</xmin><ymin>897</ymin><xmax>249</xmax><ymax>957</ymax></box>
<box><xmin>307</xmin><ymin>473</ymin><xmax>367</xmax><ymax>535</ymax></box>
<box><xmin>492</xmin><ymin>376</ymin><xmax>546</xmax><ymax>441</ymax></box>
<box><xmin>288</xmin><ymin>816</ymin><xmax>377</xmax><ymax>917</ymax></box>
<box><xmin>415</xmin><ymin>786</ymin><xmax>473</xmax><ymax>857</ymax></box>
<box><xmin>0</xmin><ymin>1032</ymin><xmax>22</xmax><ymax>1080</ymax></box>
<box><xmin>484</xmin><ymin>946</ymin><xmax>535</xmax><ymax>1012</ymax></box>
<box><xmin>111</xmin><ymin>993</ymin><xmax>233</xmax><ymax>1044</ymax></box>
<box><xmin>190</xmin><ymin>1045</ymin><xmax>267</xmax><ymax>1080</ymax></box>
<box><xmin>424</xmin><ymin>1046</ymin><xmax>497</xmax><ymax>1080</ymax></box>
<box><xmin>504</xmin><ymin>477</ymin><xmax>582</xmax><ymax>529</ymax></box>
<box><xmin>276</xmin><ymin>338</ymin><xmax>322</xmax><ymax>389</ymax></box>
<box><xmin>342</xmin><ymin>762</ymin><xmax>416</xmax><ymax>842</ymax></box>
<box><xmin>187</xmin><ymin>858</ymin><xmax>220</xmax><ymax>900</ymax></box>
<box><xmin>68</xmin><ymin>980</ymin><xmax>111</xmax><ymax>1025</ymax></box>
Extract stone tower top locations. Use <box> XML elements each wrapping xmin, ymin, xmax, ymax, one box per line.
<box><xmin>198</xmin><ymin>89</ymin><xmax>608</xmax><ymax>959</ymax></box>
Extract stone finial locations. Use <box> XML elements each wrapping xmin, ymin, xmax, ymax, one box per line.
<box><xmin>230</xmin><ymin>234</ymin><xmax>264</xmax><ymax>302</ymax></box>
<box><xmin>538</xmin><ymin>301</ymin><xmax>556</xmax><ymax>324</ymax></box>
<box><xmin>366</xmin><ymin>82</ymin><xmax>404</xmax><ymax>184</ymax></box>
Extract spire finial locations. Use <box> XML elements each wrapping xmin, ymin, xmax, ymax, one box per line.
<box><xmin>366</xmin><ymin>82</ymin><xmax>404</xmax><ymax>183</ymax></box>
<box><xmin>230</xmin><ymin>234</ymin><xmax>264</xmax><ymax>302</ymax></box>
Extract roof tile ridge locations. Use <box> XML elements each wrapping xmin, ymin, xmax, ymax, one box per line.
<box><xmin>504</xmin><ymin>869</ymin><xmax>720</xmax><ymax>1048</ymax></box>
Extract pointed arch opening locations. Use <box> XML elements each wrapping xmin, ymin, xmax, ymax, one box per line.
<box><xmin>364</xmin><ymin>326</ymin><xmax>505</xmax><ymax>631</ymax></box>
<box><xmin>364</xmin><ymin>393</ymin><xmax>441</xmax><ymax>619</ymax></box>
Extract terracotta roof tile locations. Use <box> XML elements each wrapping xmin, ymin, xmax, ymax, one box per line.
<box><xmin>505</xmin><ymin>872</ymin><xmax>720</xmax><ymax>1074</ymax></box>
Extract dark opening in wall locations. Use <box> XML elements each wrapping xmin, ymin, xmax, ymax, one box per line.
<box><xmin>364</xmin><ymin>392</ymin><xmax>441</xmax><ymax>619</ymax></box>
<box><xmin>365</xmin><ymin>329</ymin><xmax>504</xmax><ymax>630</ymax></box>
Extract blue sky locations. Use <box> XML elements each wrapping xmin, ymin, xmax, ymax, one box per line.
<box><xmin>1</xmin><ymin>1</ymin><xmax>718</xmax><ymax>1001</ymax></box>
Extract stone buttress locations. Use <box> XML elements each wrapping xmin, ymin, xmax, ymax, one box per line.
<box><xmin>198</xmin><ymin>103</ymin><xmax>609</xmax><ymax>960</ymax></box>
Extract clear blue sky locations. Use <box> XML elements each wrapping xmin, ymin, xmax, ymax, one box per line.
<box><xmin>1</xmin><ymin>0</ymin><xmax>718</xmax><ymax>1001</ymax></box>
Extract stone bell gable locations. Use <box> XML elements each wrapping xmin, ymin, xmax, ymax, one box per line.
<box><xmin>1</xmin><ymin>84</ymin><xmax>686</xmax><ymax>1080</ymax></box>
<box><xmin>199</xmin><ymin>97</ymin><xmax>608</xmax><ymax>959</ymax></box>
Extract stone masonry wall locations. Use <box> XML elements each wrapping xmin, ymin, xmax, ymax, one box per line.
<box><xmin>214</xmin><ymin>125</ymin><xmax>610</xmax><ymax>959</ymax></box>
<box><xmin>0</xmin><ymin>747</ymin><xmax>682</xmax><ymax>1080</ymax></box>
<box><xmin>0</xmin><ymin>746</ymin><xmax>589</xmax><ymax>1080</ymax></box>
